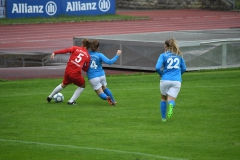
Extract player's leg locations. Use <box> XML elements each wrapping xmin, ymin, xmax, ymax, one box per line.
<box><xmin>103</xmin><ymin>87</ymin><xmax>116</xmax><ymax>104</ymax></box>
<box><xmin>46</xmin><ymin>83</ymin><xmax>67</xmax><ymax>102</ymax></box>
<box><xmin>89</xmin><ymin>77</ymin><xmax>106</xmax><ymax>99</ymax></box>
<box><xmin>167</xmin><ymin>96</ymin><xmax>176</xmax><ymax>118</ymax></box>
<box><xmin>95</xmin><ymin>86</ymin><xmax>107</xmax><ymax>100</ymax></box>
<box><xmin>101</xmin><ymin>87</ymin><xmax>115</xmax><ymax>106</ymax></box>
<box><xmin>47</xmin><ymin>73</ymin><xmax>70</xmax><ymax>102</ymax></box>
<box><xmin>68</xmin><ymin>75</ymin><xmax>85</xmax><ymax>105</ymax></box>
<box><xmin>161</xmin><ymin>95</ymin><xmax>167</xmax><ymax>122</ymax></box>
<box><xmin>160</xmin><ymin>80</ymin><xmax>168</xmax><ymax>121</ymax></box>
<box><xmin>167</xmin><ymin>81</ymin><xmax>181</xmax><ymax>118</ymax></box>
<box><xmin>68</xmin><ymin>87</ymin><xmax>85</xmax><ymax>105</ymax></box>
<box><xmin>95</xmin><ymin>87</ymin><xmax>114</xmax><ymax>106</ymax></box>
<box><xmin>89</xmin><ymin>77</ymin><xmax>114</xmax><ymax>105</ymax></box>
<box><xmin>100</xmin><ymin>76</ymin><xmax>116</xmax><ymax>104</ymax></box>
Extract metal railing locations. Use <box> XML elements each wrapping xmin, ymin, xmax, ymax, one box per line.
<box><xmin>227</xmin><ymin>0</ymin><xmax>235</xmax><ymax>9</ymax></box>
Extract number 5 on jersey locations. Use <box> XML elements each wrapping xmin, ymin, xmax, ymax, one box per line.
<box><xmin>75</xmin><ymin>53</ymin><xmax>84</xmax><ymax>63</ymax></box>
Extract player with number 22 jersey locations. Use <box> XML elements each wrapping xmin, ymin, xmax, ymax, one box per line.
<box><xmin>156</xmin><ymin>38</ymin><xmax>186</xmax><ymax>122</ymax></box>
<box><xmin>156</xmin><ymin>51</ymin><xmax>186</xmax><ymax>82</ymax></box>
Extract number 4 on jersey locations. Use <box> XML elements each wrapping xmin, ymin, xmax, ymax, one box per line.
<box><xmin>90</xmin><ymin>60</ymin><xmax>98</xmax><ymax>69</ymax></box>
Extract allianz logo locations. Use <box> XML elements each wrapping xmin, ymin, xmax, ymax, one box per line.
<box><xmin>11</xmin><ymin>1</ymin><xmax>57</xmax><ymax>16</ymax></box>
<box><xmin>65</xmin><ymin>0</ymin><xmax>111</xmax><ymax>12</ymax></box>
<box><xmin>11</xmin><ymin>0</ymin><xmax>111</xmax><ymax>15</ymax></box>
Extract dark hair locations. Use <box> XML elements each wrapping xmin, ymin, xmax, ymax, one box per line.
<box><xmin>165</xmin><ymin>38</ymin><xmax>182</xmax><ymax>56</ymax></box>
<box><xmin>82</xmin><ymin>39</ymin><xmax>91</xmax><ymax>49</ymax></box>
<box><xmin>90</xmin><ymin>39</ymin><xmax>100</xmax><ymax>52</ymax></box>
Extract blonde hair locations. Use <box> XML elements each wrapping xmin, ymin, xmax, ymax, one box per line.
<box><xmin>165</xmin><ymin>38</ymin><xmax>182</xmax><ymax>56</ymax></box>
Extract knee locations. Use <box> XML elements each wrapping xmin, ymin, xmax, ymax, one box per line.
<box><xmin>61</xmin><ymin>83</ymin><xmax>67</xmax><ymax>88</ymax></box>
<box><xmin>81</xmin><ymin>83</ymin><xmax>86</xmax><ymax>88</ymax></box>
<box><xmin>102</xmin><ymin>86</ymin><xmax>106</xmax><ymax>90</ymax></box>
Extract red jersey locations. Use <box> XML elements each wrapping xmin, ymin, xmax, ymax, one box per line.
<box><xmin>54</xmin><ymin>46</ymin><xmax>90</xmax><ymax>74</ymax></box>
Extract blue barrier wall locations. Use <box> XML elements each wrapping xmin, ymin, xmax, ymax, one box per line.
<box><xmin>6</xmin><ymin>0</ymin><xmax>115</xmax><ymax>18</ymax></box>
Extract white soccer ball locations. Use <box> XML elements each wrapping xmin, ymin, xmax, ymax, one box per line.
<box><xmin>53</xmin><ymin>93</ymin><xmax>64</xmax><ymax>103</ymax></box>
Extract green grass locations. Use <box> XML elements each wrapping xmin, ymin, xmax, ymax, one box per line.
<box><xmin>0</xmin><ymin>14</ymin><xmax>148</xmax><ymax>25</ymax></box>
<box><xmin>0</xmin><ymin>69</ymin><xmax>240</xmax><ymax>160</ymax></box>
<box><xmin>236</xmin><ymin>0</ymin><xmax>240</xmax><ymax>9</ymax></box>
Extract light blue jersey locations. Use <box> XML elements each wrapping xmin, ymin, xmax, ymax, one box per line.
<box><xmin>155</xmin><ymin>51</ymin><xmax>186</xmax><ymax>82</ymax></box>
<box><xmin>87</xmin><ymin>51</ymin><xmax>119</xmax><ymax>80</ymax></box>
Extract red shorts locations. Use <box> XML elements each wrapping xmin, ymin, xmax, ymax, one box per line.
<box><xmin>62</xmin><ymin>72</ymin><xmax>85</xmax><ymax>87</ymax></box>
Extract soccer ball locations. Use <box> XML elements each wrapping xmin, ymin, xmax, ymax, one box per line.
<box><xmin>53</xmin><ymin>93</ymin><xmax>64</xmax><ymax>103</ymax></box>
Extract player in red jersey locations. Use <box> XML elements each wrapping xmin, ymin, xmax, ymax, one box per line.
<box><xmin>46</xmin><ymin>39</ymin><xmax>91</xmax><ymax>105</ymax></box>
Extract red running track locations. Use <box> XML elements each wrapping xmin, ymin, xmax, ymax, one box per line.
<box><xmin>0</xmin><ymin>10</ymin><xmax>240</xmax><ymax>80</ymax></box>
<box><xmin>1</xmin><ymin>10</ymin><xmax>240</xmax><ymax>53</ymax></box>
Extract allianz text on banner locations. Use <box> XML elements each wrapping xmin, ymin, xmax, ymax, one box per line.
<box><xmin>7</xmin><ymin>0</ymin><xmax>115</xmax><ymax>18</ymax></box>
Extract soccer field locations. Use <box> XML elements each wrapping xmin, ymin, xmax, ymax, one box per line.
<box><xmin>0</xmin><ymin>69</ymin><xmax>239</xmax><ymax>160</ymax></box>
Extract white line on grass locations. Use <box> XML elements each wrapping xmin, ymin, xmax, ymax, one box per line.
<box><xmin>0</xmin><ymin>139</ymin><xmax>188</xmax><ymax>160</ymax></box>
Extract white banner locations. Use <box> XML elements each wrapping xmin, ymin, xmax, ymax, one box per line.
<box><xmin>0</xmin><ymin>7</ymin><xmax>5</xmax><ymax>18</ymax></box>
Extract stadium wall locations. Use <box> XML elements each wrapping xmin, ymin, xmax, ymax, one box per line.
<box><xmin>116</xmin><ymin>0</ymin><xmax>233</xmax><ymax>10</ymax></box>
<box><xmin>73</xmin><ymin>37</ymin><xmax>240</xmax><ymax>71</ymax></box>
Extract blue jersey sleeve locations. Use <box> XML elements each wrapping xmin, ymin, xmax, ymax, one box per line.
<box><xmin>99</xmin><ymin>53</ymin><xmax>119</xmax><ymax>65</ymax></box>
<box><xmin>180</xmin><ymin>57</ymin><xmax>187</xmax><ymax>74</ymax></box>
<box><xmin>155</xmin><ymin>54</ymin><xmax>164</xmax><ymax>76</ymax></box>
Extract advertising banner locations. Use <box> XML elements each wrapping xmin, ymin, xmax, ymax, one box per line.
<box><xmin>61</xmin><ymin>0</ymin><xmax>115</xmax><ymax>16</ymax></box>
<box><xmin>0</xmin><ymin>7</ymin><xmax>5</xmax><ymax>18</ymax></box>
<box><xmin>6</xmin><ymin>0</ymin><xmax>115</xmax><ymax>18</ymax></box>
<box><xmin>0</xmin><ymin>0</ymin><xmax>5</xmax><ymax>18</ymax></box>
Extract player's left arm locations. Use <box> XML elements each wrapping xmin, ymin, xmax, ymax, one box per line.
<box><xmin>100</xmin><ymin>53</ymin><xmax>119</xmax><ymax>65</ymax></box>
<box><xmin>82</xmin><ymin>55</ymin><xmax>91</xmax><ymax>72</ymax></box>
<box><xmin>180</xmin><ymin>57</ymin><xmax>187</xmax><ymax>74</ymax></box>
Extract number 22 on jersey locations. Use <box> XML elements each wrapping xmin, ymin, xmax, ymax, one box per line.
<box><xmin>167</xmin><ymin>57</ymin><xmax>180</xmax><ymax>69</ymax></box>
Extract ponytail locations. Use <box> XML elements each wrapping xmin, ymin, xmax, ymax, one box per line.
<box><xmin>165</xmin><ymin>38</ymin><xmax>182</xmax><ymax>56</ymax></box>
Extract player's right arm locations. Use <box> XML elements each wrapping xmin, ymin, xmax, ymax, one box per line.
<box><xmin>51</xmin><ymin>47</ymin><xmax>76</xmax><ymax>59</ymax></box>
<box><xmin>155</xmin><ymin>54</ymin><xmax>164</xmax><ymax>76</ymax></box>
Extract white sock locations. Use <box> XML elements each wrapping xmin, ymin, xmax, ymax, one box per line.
<box><xmin>49</xmin><ymin>84</ymin><xmax>63</xmax><ymax>98</ymax></box>
<box><xmin>69</xmin><ymin>87</ymin><xmax>84</xmax><ymax>103</ymax></box>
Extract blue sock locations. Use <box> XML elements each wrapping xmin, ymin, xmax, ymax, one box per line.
<box><xmin>168</xmin><ymin>100</ymin><xmax>175</xmax><ymax>107</ymax></box>
<box><xmin>104</xmin><ymin>88</ymin><xmax>115</xmax><ymax>101</ymax></box>
<box><xmin>99</xmin><ymin>93</ymin><xmax>107</xmax><ymax>100</ymax></box>
<box><xmin>160</xmin><ymin>101</ymin><xmax>167</xmax><ymax>119</ymax></box>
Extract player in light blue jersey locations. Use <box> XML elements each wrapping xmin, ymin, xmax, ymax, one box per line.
<box><xmin>155</xmin><ymin>38</ymin><xmax>186</xmax><ymax>121</ymax></box>
<box><xmin>87</xmin><ymin>39</ymin><xmax>122</xmax><ymax>106</ymax></box>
